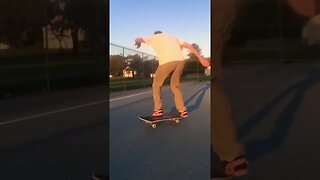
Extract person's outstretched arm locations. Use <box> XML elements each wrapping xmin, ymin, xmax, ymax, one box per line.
<box><xmin>181</xmin><ymin>42</ymin><xmax>210</xmax><ymax>67</ymax></box>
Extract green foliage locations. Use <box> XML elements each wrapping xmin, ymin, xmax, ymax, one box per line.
<box><xmin>126</xmin><ymin>54</ymin><xmax>143</xmax><ymax>75</ymax></box>
<box><xmin>187</xmin><ymin>43</ymin><xmax>202</xmax><ymax>60</ymax></box>
<box><xmin>0</xmin><ymin>0</ymin><xmax>106</xmax><ymax>49</ymax></box>
<box><xmin>0</xmin><ymin>0</ymin><xmax>48</xmax><ymax>47</ymax></box>
<box><xmin>109</xmin><ymin>55</ymin><xmax>126</xmax><ymax>76</ymax></box>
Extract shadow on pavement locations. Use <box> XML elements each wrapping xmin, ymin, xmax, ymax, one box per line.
<box><xmin>238</xmin><ymin>68</ymin><xmax>320</xmax><ymax>162</ymax></box>
<box><xmin>169</xmin><ymin>83</ymin><xmax>210</xmax><ymax>114</ymax></box>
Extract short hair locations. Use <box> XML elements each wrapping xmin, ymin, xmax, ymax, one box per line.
<box><xmin>154</xmin><ymin>31</ymin><xmax>162</xmax><ymax>34</ymax></box>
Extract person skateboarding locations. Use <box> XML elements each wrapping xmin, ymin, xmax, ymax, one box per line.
<box><xmin>135</xmin><ymin>31</ymin><xmax>209</xmax><ymax>118</ymax></box>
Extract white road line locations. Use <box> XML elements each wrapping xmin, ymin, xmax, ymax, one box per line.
<box><xmin>1</xmin><ymin>90</ymin><xmax>153</xmax><ymax>126</ymax></box>
<box><xmin>0</xmin><ymin>99</ymin><xmax>108</xmax><ymax>126</ymax></box>
<box><xmin>109</xmin><ymin>91</ymin><xmax>152</xmax><ymax>102</ymax></box>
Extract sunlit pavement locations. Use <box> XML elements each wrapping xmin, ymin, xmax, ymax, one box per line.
<box><xmin>110</xmin><ymin>82</ymin><xmax>211</xmax><ymax>180</ymax></box>
<box><xmin>110</xmin><ymin>63</ymin><xmax>320</xmax><ymax>179</ymax></box>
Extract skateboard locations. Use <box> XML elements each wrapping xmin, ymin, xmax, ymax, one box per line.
<box><xmin>139</xmin><ymin>113</ymin><xmax>182</xmax><ymax>128</ymax></box>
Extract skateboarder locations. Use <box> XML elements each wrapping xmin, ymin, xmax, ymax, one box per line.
<box><xmin>211</xmin><ymin>0</ymin><xmax>249</xmax><ymax>178</ymax></box>
<box><xmin>135</xmin><ymin>31</ymin><xmax>209</xmax><ymax>118</ymax></box>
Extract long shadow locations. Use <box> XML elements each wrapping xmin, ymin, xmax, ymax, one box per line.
<box><xmin>110</xmin><ymin>90</ymin><xmax>171</xmax><ymax>111</ymax></box>
<box><xmin>0</xmin><ymin>119</ymin><xmax>106</xmax><ymax>158</ymax></box>
<box><xmin>169</xmin><ymin>83</ymin><xmax>210</xmax><ymax>113</ymax></box>
<box><xmin>238</xmin><ymin>69</ymin><xmax>320</xmax><ymax>162</ymax></box>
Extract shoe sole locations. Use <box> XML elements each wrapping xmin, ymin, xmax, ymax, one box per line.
<box><xmin>92</xmin><ymin>175</ymin><xmax>106</xmax><ymax>180</ymax></box>
<box><xmin>212</xmin><ymin>169</ymin><xmax>248</xmax><ymax>180</ymax></box>
<box><xmin>232</xmin><ymin>169</ymin><xmax>249</xmax><ymax>177</ymax></box>
<box><xmin>211</xmin><ymin>177</ymin><xmax>233</xmax><ymax>180</ymax></box>
<box><xmin>152</xmin><ymin>115</ymin><xmax>164</xmax><ymax>117</ymax></box>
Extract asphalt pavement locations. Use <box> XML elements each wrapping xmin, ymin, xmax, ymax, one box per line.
<box><xmin>110</xmin><ymin>82</ymin><xmax>211</xmax><ymax>180</ymax></box>
<box><xmin>225</xmin><ymin>63</ymin><xmax>320</xmax><ymax>180</ymax></box>
<box><xmin>111</xmin><ymin>63</ymin><xmax>320</xmax><ymax>180</ymax></box>
<box><xmin>0</xmin><ymin>85</ymin><xmax>108</xmax><ymax>180</ymax></box>
<box><xmin>2</xmin><ymin>63</ymin><xmax>320</xmax><ymax>180</ymax></box>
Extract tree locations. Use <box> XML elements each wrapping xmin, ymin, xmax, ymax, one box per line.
<box><xmin>187</xmin><ymin>43</ymin><xmax>202</xmax><ymax>60</ymax></box>
<box><xmin>143</xmin><ymin>59</ymin><xmax>158</xmax><ymax>77</ymax></box>
<box><xmin>109</xmin><ymin>55</ymin><xmax>126</xmax><ymax>76</ymax></box>
<box><xmin>184</xmin><ymin>43</ymin><xmax>205</xmax><ymax>75</ymax></box>
<box><xmin>0</xmin><ymin>0</ymin><xmax>49</xmax><ymax>47</ymax></box>
<box><xmin>0</xmin><ymin>0</ymin><xmax>107</xmax><ymax>51</ymax></box>
<box><xmin>64</xmin><ymin>0</ymin><xmax>107</xmax><ymax>52</ymax></box>
<box><xmin>126</xmin><ymin>54</ymin><xmax>144</xmax><ymax>77</ymax></box>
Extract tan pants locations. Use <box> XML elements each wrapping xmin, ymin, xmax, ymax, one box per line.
<box><xmin>212</xmin><ymin>64</ymin><xmax>244</xmax><ymax>161</ymax></box>
<box><xmin>152</xmin><ymin>61</ymin><xmax>186</xmax><ymax>112</ymax></box>
<box><xmin>212</xmin><ymin>0</ymin><xmax>244</xmax><ymax>161</ymax></box>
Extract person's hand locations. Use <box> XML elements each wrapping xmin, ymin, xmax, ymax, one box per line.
<box><xmin>135</xmin><ymin>41</ymin><xmax>141</xmax><ymax>48</ymax></box>
<box><xmin>199</xmin><ymin>58</ymin><xmax>210</xmax><ymax>67</ymax></box>
<box><xmin>135</xmin><ymin>38</ymin><xmax>143</xmax><ymax>48</ymax></box>
<box><xmin>135</xmin><ymin>38</ymin><xmax>143</xmax><ymax>43</ymax></box>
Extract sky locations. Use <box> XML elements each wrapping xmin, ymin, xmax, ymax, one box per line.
<box><xmin>110</xmin><ymin>0</ymin><xmax>211</xmax><ymax>58</ymax></box>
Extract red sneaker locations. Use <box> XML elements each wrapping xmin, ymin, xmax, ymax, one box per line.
<box><xmin>211</xmin><ymin>156</ymin><xmax>249</xmax><ymax>179</ymax></box>
<box><xmin>152</xmin><ymin>109</ymin><xmax>164</xmax><ymax>117</ymax></box>
<box><xmin>179</xmin><ymin>110</ymin><xmax>189</xmax><ymax>118</ymax></box>
<box><xmin>223</xmin><ymin>156</ymin><xmax>249</xmax><ymax>177</ymax></box>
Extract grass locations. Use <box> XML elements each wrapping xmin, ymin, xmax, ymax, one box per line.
<box><xmin>0</xmin><ymin>51</ymin><xmax>209</xmax><ymax>97</ymax></box>
<box><xmin>0</xmin><ymin>52</ymin><xmax>107</xmax><ymax>98</ymax></box>
<box><xmin>4</xmin><ymin>43</ymin><xmax>318</xmax><ymax>97</ymax></box>
<box><xmin>109</xmin><ymin>74</ymin><xmax>211</xmax><ymax>92</ymax></box>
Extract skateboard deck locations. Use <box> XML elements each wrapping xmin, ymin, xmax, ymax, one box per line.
<box><xmin>139</xmin><ymin>113</ymin><xmax>182</xmax><ymax>128</ymax></box>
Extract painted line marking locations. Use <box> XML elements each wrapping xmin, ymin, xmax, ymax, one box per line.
<box><xmin>1</xmin><ymin>90</ymin><xmax>154</xmax><ymax>126</ymax></box>
<box><xmin>0</xmin><ymin>99</ymin><xmax>108</xmax><ymax>126</ymax></box>
<box><xmin>110</xmin><ymin>91</ymin><xmax>152</xmax><ymax>102</ymax></box>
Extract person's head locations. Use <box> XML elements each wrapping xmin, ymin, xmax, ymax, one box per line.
<box><xmin>154</xmin><ymin>31</ymin><xmax>162</xmax><ymax>35</ymax></box>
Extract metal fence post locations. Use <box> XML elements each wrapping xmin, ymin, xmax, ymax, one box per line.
<box><xmin>278</xmin><ymin>0</ymin><xmax>284</xmax><ymax>61</ymax></box>
<box><xmin>122</xmin><ymin>47</ymin><xmax>126</xmax><ymax>91</ymax></box>
<box><xmin>45</xmin><ymin>49</ymin><xmax>51</xmax><ymax>91</ymax></box>
<box><xmin>110</xmin><ymin>43</ymin><xmax>159</xmax><ymax>91</ymax></box>
<box><xmin>44</xmin><ymin>7</ymin><xmax>51</xmax><ymax>92</ymax></box>
<box><xmin>197</xmin><ymin>59</ymin><xmax>200</xmax><ymax>82</ymax></box>
<box><xmin>151</xmin><ymin>56</ymin><xmax>154</xmax><ymax>85</ymax></box>
<box><xmin>142</xmin><ymin>53</ymin><xmax>146</xmax><ymax>88</ymax></box>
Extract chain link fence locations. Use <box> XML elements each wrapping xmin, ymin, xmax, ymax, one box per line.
<box><xmin>223</xmin><ymin>1</ymin><xmax>320</xmax><ymax>63</ymax></box>
<box><xmin>109</xmin><ymin>43</ymin><xmax>158</xmax><ymax>92</ymax></box>
<box><xmin>109</xmin><ymin>43</ymin><xmax>210</xmax><ymax>92</ymax></box>
<box><xmin>0</xmin><ymin>0</ymin><xmax>107</xmax><ymax>99</ymax></box>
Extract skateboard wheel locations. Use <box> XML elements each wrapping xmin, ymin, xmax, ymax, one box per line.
<box><xmin>175</xmin><ymin>120</ymin><xmax>180</xmax><ymax>123</ymax></box>
<box><xmin>152</xmin><ymin>124</ymin><xmax>157</xmax><ymax>128</ymax></box>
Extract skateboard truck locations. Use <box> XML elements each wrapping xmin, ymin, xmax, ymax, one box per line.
<box><xmin>139</xmin><ymin>114</ymin><xmax>182</xmax><ymax>129</ymax></box>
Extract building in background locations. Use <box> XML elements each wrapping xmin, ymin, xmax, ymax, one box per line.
<box><xmin>123</xmin><ymin>66</ymin><xmax>136</xmax><ymax>78</ymax></box>
<box><xmin>42</xmin><ymin>25</ymin><xmax>73</xmax><ymax>50</ymax></box>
